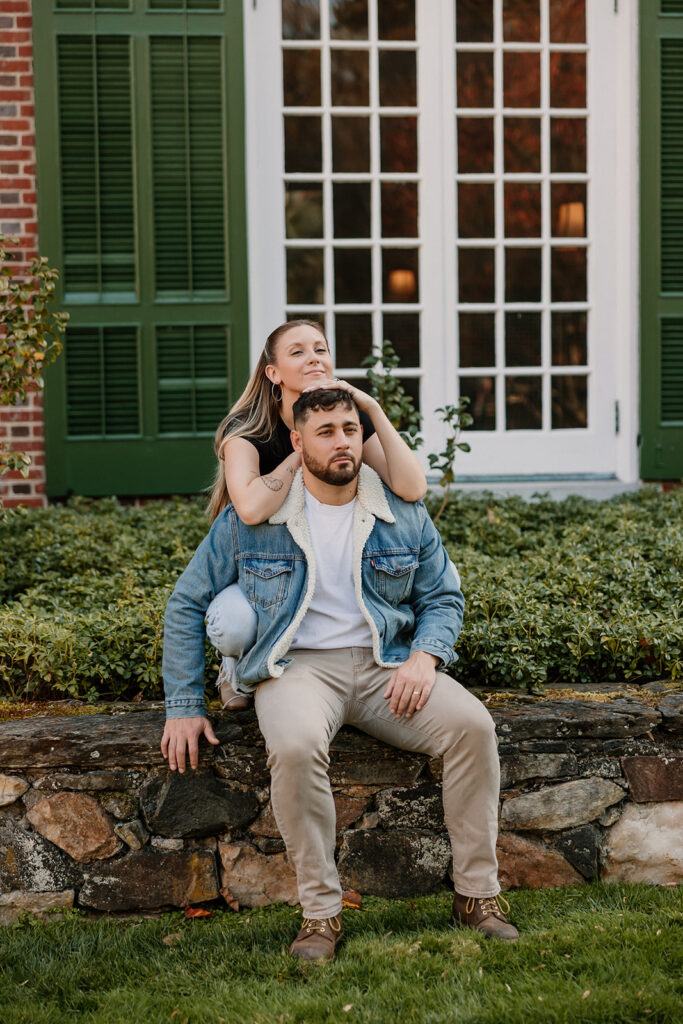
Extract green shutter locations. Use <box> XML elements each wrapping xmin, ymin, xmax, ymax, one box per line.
<box><xmin>640</xmin><ymin>1</ymin><xmax>683</xmax><ymax>477</ymax></box>
<box><xmin>34</xmin><ymin>1</ymin><xmax>249</xmax><ymax>496</ymax></box>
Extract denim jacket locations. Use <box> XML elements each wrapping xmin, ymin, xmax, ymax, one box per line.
<box><xmin>163</xmin><ymin>465</ymin><xmax>464</xmax><ymax>718</ymax></box>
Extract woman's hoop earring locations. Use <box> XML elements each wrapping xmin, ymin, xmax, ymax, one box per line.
<box><xmin>271</xmin><ymin>381</ymin><xmax>282</xmax><ymax>403</ymax></box>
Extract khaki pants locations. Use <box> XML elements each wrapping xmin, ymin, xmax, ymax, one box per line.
<box><xmin>254</xmin><ymin>648</ymin><xmax>501</xmax><ymax>919</ymax></box>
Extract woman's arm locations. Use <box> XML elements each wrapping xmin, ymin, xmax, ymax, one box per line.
<box><xmin>223</xmin><ymin>436</ymin><xmax>301</xmax><ymax>525</ymax></box>
<box><xmin>359</xmin><ymin>399</ymin><xmax>427</xmax><ymax>502</ymax></box>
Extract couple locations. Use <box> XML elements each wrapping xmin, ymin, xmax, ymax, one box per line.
<box><xmin>161</xmin><ymin>320</ymin><xmax>517</xmax><ymax>962</ymax></box>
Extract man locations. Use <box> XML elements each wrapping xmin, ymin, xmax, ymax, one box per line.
<box><xmin>161</xmin><ymin>388</ymin><xmax>517</xmax><ymax>960</ymax></box>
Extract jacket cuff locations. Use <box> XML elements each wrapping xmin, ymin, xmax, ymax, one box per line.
<box><xmin>410</xmin><ymin>638</ymin><xmax>457</xmax><ymax>668</ymax></box>
<box><xmin>165</xmin><ymin>699</ymin><xmax>208</xmax><ymax>720</ymax></box>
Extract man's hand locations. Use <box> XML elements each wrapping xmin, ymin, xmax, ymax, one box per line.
<box><xmin>160</xmin><ymin>717</ymin><xmax>220</xmax><ymax>773</ymax></box>
<box><xmin>383</xmin><ymin>651</ymin><xmax>441</xmax><ymax>718</ymax></box>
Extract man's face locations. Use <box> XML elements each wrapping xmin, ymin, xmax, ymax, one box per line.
<box><xmin>294</xmin><ymin>404</ymin><xmax>363</xmax><ymax>486</ymax></box>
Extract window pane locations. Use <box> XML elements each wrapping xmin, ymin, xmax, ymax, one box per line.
<box><xmin>330</xmin><ymin>0</ymin><xmax>368</xmax><ymax>40</ymax></box>
<box><xmin>333</xmin><ymin>182</ymin><xmax>371</xmax><ymax>238</ymax></box>
<box><xmin>551</xmin><ymin>247</ymin><xmax>586</xmax><ymax>301</ymax></box>
<box><xmin>457</xmin><ymin>52</ymin><xmax>494</xmax><ymax>108</ymax></box>
<box><xmin>383</xmin><ymin>313</ymin><xmax>420</xmax><ymax>366</ymax></box>
<box><xmin>550</xmin><ymin>52</ymin><xmax>586</xmax><ymax>108</ymax></box>
<box><xmin>460</xmin><ymin>376</ymin><xmax>496</xmax><ymax>429</ymax></box>
<box><xmin>287</xmin><ymin>247</ymin><xmax>324</xmax><ymax>303</ymax></box>
<box><xmin>332</xmin><ymin>116</ymin><xmax>370</xmax><ymax>171</ymax></box>
<box><xmin>377</xmin><ymin>0</ymin><xmax>415</xmax><ymax>41</ymax></box>
<box><xmin>504</xmin><ymin>183</ymin><xmax>541</xmax><ymax>237</ymax></box>
<box><xmin>380</xmin><ymin>116</ymin><xmax>417</xmax><ymax>171</ymax></box>
<box><xmin>458</xmin><ymin>248</ymin><xmax>495</xmax><ymax>302</ymax></box>
<box><xmin>285</xmin><ymin>116</ymin><xmax>322</xmax><ymax>171</ymax></box>
<box><xmin>550</xmin><ymin>117</ymin><xmax>586</xmax><ymax>172</ymax></box>
<box><xmin>335</xmin><ymin>312</ymin><xmax>372</xmax><ymax>365</ymax></box>
<box><xmin>552</xmin><ymin>375</ymin><xmax>587</xmax><ymax>428</ymax></box>
<box><xmin>282</xmin><ymin>0</ymin><xmax>320</xmax><ymax>40</ymax></box>
<box><xmin>505</xmin><ymin>311</ymin><xmax>541</xmax><ymax>365</ymax></box>
<box><xmin>503</xmin><ymin>0</ymin><xmax>540</xmax><ymax>43</ymax></box>
<box><xmin>506</xmin><ymin>376</ymin><xmax>542</xmax><ymax>429</ymax></box>
<box><xmin>283</xmin><ymin>49</ymin><xmax>321</xmax><ymax>106</ymax></box>
<box><xmin>288</xmin><ymin>310</ymin><xmax>327</xmax><ymax>333</ymax></box>
<box><xmin>334</xmin><ymin>247</ymin><xmax>372</xmax><ymax>302</ymax></box>
<box><xmin>503</xmin><ymin>52</ymin><xmax>540</xmax><ymax>108</ymax></box>
<box><xmin>458</xmin><ymin>183</ymin><xmax>495</xmax><ymax>238</ymax></box>
<box><xmin>456</xmin><ymin>0</ymin><xmax>493</xmax><ymax>43</ymax></box>
<box><xmin>381</xmin><ymin>182</ymin><xmax>418</xmax><ymax>237</ymax></box>
<box><xmin>505</xmin><ymin>247</ymin><xmax>541</xmax><ymax>302</ymax></box>
<box><xmin>549</xmin><ymin>0</ymin><xmax>585</xmax><ymax>44</ymax></box>
<box><xmin>503</xmin><ymin>117</ymin><xmax>540</xmax><ymax>172</ymax></box>
<box><xmin>551</xmin><ymin>183</ymin><xmax>586</xmax><ymax>238</ymax></box>
<box><xmin>379</xmin><ymin>50</ymin><xmax>417</xmax><ymax>107</ymax></box>
<box><xmin>286</xmin><ymin>183</ymin><xmax>324</xmax><ymax>238</ymax></box>
<box><xmin>552</xmin><ymin>311</ymin><xmax>587</xmax><ymax>365</ymax></box>
<box><xmin>331</xmin><ymin>49</ymin><xmax>369</xmax><ymax>106</ymax></box>
<box><xmin>382</xmin><ymin>248</ymin><xmax>419</xmax><ymax>302</ymax></box>
<box><xmin>458</xmin><ymin>118</ymin><xmax>494</xmax><ymax>173</ymax></box>
<box><xmin>459</xmin><ymin>313</ymin><xmax>495</xmax><ymax>367</ymax></box>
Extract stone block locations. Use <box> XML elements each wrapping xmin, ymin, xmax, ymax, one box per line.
<box><xmin>32</xmin><ymin>770</ymin><xmax>144</xmax><ymax>792</ymax></box>
<box><xmin>139</xmin><ymin>770</ymin><xmax>259</xmax><ymax>838</ymax></box>
<box><xmin>218</xmin><ymin>842</ymin><xmax>298</xmax><ymax>907</ymax></box>
<box><xmin>656</xmin><ymin>694</ymin><xmax>683</xmax><ymax>733</ymax></box>
<box><xmin>622</xmin><ymin>756</ymin><xmax>683</xmax><ymax>803</ymax></box>
<box><xmin>0</xmin><ymin>711</ymin><xmax>242</xmax><ymax>769</ymax></box>
<box><xmin>249</xmin><ymin>793</ymin><xmax>367</xmax><ymax>839</ymax></box>
<box><xmin>98</xmin><ymin>792</ymin><xmax>138</xmax><ymax>820</ymax></box>
<box><xmin>26</xmin><ymin>793</ymin><xmax>121</xmax><ymax>863</ymax></box>
<box><xmin>329</xmin><ymin>729</ymin><xmax>427</xmax><ymax>786</ymax></box>
<box><xmin>253</xmin><ymin>836</ymin><xmax>286</xmax><ymax>855</ymax></box>
<box><xmin>0</xmin><ymin>890</ymin><xmax>75</xmax><ymax>926</ymax></box>
<box><xmin>602</xmin><ymin>802</ymin><xmax>683</xmax><ymax>884</ymax></box>
<box><xmin>552</xmin><ymin>825</ymin><xmax>600</xmax><ymax>879</ymax></box>
<box><xmin>337</xmin><ymin>829</ymin><xmax>451</xmax><ymax>897</ymax></box>
<box><xmin>375</xmin><ymin>783</ymin><xmax>443</xmax><ymax>830</ymax></box>
<box><xmin>493</xmin><ymin>700</ymin><xmax>660</xmax><ymax>742</ymax></box>
<box><xmin>0</xmin><ymin>821</ymin><xmax>79</xmax><ymax>892</ymax></box>
<box><xmin>151</xmin><ymin>836</ymin><xmax>184</xmax><ymax>851</ymax></box>
<box><xmin>0</xmin><ymin>774</ymin><xmax>29</xmax><ymax>807</ymax></box>
<box><xmin>79</xmin><ymin>849</ymin><xmax>219</xmax><ymax>911</ymax></box>
<box><xmin>500</xmin><ymin>777</ymin><xmax>624</xmax><ymax>831</ymax></box>
<box><xmin>496</xmin><ymin>833</ymin><xmax>584</xmax><ymax>889</ymax></box>
<box><xmin>499</xmin><ymin>754</ymin><xmax>578</xmax><ymax>789</ymax></box>
<box><xmin>114</xmin><ymin>819</ymin><xmax>148</xmax><ymax>851</ymax></box>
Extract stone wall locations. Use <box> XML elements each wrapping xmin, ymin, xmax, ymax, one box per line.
<box><xmin>1</xmin><ymin>694</ymin><xmax>681</xmax><ymax>923</ymax></box>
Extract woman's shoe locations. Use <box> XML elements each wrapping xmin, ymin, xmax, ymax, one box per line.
<box><xmin>217</xmin><ymin>656</ymin><xmax>252</xmax><ymax>711</ymax></box>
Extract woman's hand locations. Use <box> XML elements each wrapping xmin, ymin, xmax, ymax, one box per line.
<box><xmin>301</xmin><ymin>376</ymin><xmax>379</xmax><ymax>416</ymax></box>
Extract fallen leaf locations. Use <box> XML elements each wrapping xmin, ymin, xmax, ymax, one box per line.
<box><xmin>163</xmin><ymin>933</ymin><xmax>182</xmax><ymax>946</ymax></box>
<box><xmin>171</xmin><ymin>1010</ymin><xmax>180</xmax><ymax>1018</ymax></box>
<box><xmin>341</xmin><ymin>889</ymin><xmax>362</xmax><ymax>910</ymax></box>
<box><xmin>184</xmin><ymin>906</ymin><xmax>213</xmax><ymax>919</ymax></box>
<box><xmin>538</xmin><ymin>996</ymin><xmax>543</xmax><ymax>1002</ymax></box>
<box><xmin>656</xmin><ymin>929</ymin><xmax>662</xmax><ymax>935</ymax></box>
<box><xmin>478</xmin><ymin>966</ymin><xmax>483</xmax><ymax>977</ymax></box>
<box><xmin>18</xmin><ymin>980</ymin><xmax>28</xmax><ymax>987</ymax></box>
<box><xmin>440</xmin><ymin>970</ymin><xmax>448</xmax><ymax>980</ymax></box>
<box><xmin>132</xmin><ymin>691</ymin><xmax>143</xmax><ymax>703</ymax></box>
<box><xmin>564</xmin><ymin>954</ymin><xmax>571</xmax><ymax>958</ymax></box>
<box><xmin>594</xmin><ymin>925</ymin><xmax>605</xmax><ymax>931</ymax></box>
<box><xmin>381</xmin><ymin>930</ymin><xmax>393</xmax><ymax>941</ymax></box>
<box><xmin>540</xmin><ymin>949</ymin><xmax>549</xmax><ymax>956</ymax></box>
<box><xmin>505</xmin><ymin>984</ymin><xmax>512</xmax><ymax>993</ymax></box>
<box><xmin>532</xmin><ymin>964</ymin><xmax>545</xmax><ymax>971</ymax></box>
<box><xmin>343</xmin><ymin>1005</ymin><xmax>353</xmax><ymax>1013</ymax></box>
<box><xmin>582</xmin><ymin>991</ymin><xmax>590</xmax><ymax>999</ymax></box>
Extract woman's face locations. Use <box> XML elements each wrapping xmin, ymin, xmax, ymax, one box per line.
<box><xmin>267</xmin><ymin>324</ymin><xmax>334</xmax><ymax>398</ymax></box>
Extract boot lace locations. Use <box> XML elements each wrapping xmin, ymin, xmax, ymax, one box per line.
<box><xmin>301</xmin><ymin>916</ymin><xmax>342</xmax><ymax>935</ymax></box>
<box><xmin>465</xmin><ymin>895</ymin><xmax>511</xmax><ymax>918</ymax></box>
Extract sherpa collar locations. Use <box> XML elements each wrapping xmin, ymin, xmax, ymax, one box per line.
<box><xmin>269</xmin><ymin>463</ymin><xmax>395</xmax><ymax>526</ymax></box>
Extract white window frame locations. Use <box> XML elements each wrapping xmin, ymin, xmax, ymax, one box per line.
<box><xmin>243</xmin><ymin>0</ymin><xmax>640</xmax><ymax>482</ymax></box>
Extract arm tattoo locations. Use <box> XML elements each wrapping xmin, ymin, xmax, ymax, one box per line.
<box><xmin>260</xmin><ymin>475</ymin><xmax>284</xmax><ymax>492</ymax></box>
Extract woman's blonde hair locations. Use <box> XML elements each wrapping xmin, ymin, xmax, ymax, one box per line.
<box><xmin>206</xmin><ymin>319</ymin><xmax>327</xmax><ymax>521</ymax></box>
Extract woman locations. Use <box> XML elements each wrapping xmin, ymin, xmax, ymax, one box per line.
<box><xmin>205</xmin><ymin>319</ymin><xmax>427</xmax><ymax>708</ymax></box>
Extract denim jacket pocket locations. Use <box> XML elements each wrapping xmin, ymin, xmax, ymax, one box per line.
<box><xmin>244</xmin><ymin>558</ymin><xmax>294</xmax><ymax>609</ymax></box>
<box><xmin>371</xmin><ymin>554</ymin><xmax>420</xmax><ymax>605</ymax></box>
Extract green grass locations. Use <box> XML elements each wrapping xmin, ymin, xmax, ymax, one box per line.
<box><xmin>1</xmin><ymin>885</ymin><xmax>681</xmax><ymax>1024</ymax></box>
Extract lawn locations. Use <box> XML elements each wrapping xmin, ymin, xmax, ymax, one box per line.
<box><xmin>0</xmin><ymin>884</ymin><xmax>681</xmax><ymax>1024</ymax></box>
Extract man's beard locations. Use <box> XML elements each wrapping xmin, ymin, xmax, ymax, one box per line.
<box><xmin>302</xmin><ymin>449</ymin><xmax>361</xmax><ymax>486</ymax></box>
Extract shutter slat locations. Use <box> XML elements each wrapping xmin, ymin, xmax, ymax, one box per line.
<box><xmin>156</xmin><ymin>324</ymin><xmax>229</xmax><ymax>434</ymax></box>
<box><xmin>661</xmin><ymin>320</ymin><xmax>683</xmax><ymax>421</ymax></box>
<box><xmin>66</xmin><ymin>326</ymin><xmax>140</xmax><ymax>437</ymax></box>
<box><xmin>661</xmin><ymin>39</ymin><xmax>683</xmax><ymax>292</ymax></box>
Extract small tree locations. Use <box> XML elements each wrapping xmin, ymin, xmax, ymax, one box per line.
<box><xmin>361</xmin><ymin>340</ymin><xmax>422</xmax><ymax>450</ymax></box>
<box><xmin>0</xmin><ymin>235</ymin><xmax>68</xmax><ymax>476</ymax></box>
<box><xmin>427</xmin><ymin>399</ymin><xmax>473</xmax><ymax>523</ymax></box>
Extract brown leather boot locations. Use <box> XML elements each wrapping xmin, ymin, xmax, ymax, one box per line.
<box><xmin>289</xmin><ymin>915</ymin><xmax>344</xmax><ymax>962</ymax></box>
<box><xmin>451</xmin><ymin>893</ymin><xmax>519</xmax><ymax>941</ymax></box>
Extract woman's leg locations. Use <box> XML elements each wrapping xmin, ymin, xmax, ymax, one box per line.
<box><xmin>205</xmin><ymin>585</ymin><xmax>258</xmax><ymax>707</ymax></box>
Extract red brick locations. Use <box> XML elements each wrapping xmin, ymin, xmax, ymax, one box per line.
<box><xmin>0</xmin><ymin>75</ymin><xmax>17</xmax><ymax>87</ymax></box>
<box><xmin>17</xmin><ymin>46</ymin><xmax>33</xmax><ymax>58</ymax></box>
<box><xmin>20</xmin><ymin>104</ymin><xmax>33</xmax><ymax>117</ymax></box>
<box><xmin>0</xmin><ymin>163</ymin><xmax>19</xmax><ymax>173</ymax></box>
<box><xmin>0</xmin><ymin>60</ymin><xmax>30</xmax><ymax>75</ymax></box>
<box><xmin>4</xmin><ymin>32</ymin><xmax>31</xmax><ymax>44</ymax></box>
<box><xmin>0</xmin><ymin>88</ymin><xmax>30</xmax><ymax>102</ymax></box>
<box><xmin>22</xmin><ymin>162</ymin><xmax>34</xmax><ymax>174</ymax></box>
<box><xmin>0</xmin><ymin>3</ymin><xmax>32</xmax><ymax>12</ymax></box>
<box><xmin>21</xmin><ymin>135</ymin><xmax>35</xmax><ymax>147</ymax></box>
<box><xmin>16</xmin><ymin>18</ymin><xmax>33</xmax><ymax>31</ymax></box>
<box><xmin>6</xmin><ymin>119</ymin><xmax>31</xmax><ymax>131</ymax></box>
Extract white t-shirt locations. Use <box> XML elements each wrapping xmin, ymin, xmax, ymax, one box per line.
<box><xmin>291</xmin><ymin>489</ymin><xmax>374</xmax><ymax>650</ymax></box>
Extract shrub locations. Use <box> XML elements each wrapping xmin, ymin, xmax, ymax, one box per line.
<box><xmin>0</xmin><ymin>489</ymin><xmax>681</xmax><ymax>701</ymax></box>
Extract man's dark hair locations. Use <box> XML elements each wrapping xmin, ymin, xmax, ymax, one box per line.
<box><xmin>292</xmin><ymin>387</ymin><xmax>359</xmax><ymax>427</ymax></box>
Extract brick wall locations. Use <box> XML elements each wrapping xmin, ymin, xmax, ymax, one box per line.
<box><xmin>0</xmin><ymin>0</ymin><xmax>44</xmax><ymax>508</ymax></box>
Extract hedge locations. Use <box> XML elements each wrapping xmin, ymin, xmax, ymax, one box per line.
<box><xmin>0</xmin><ymin>487</ymin><xmax>681</xmax><ymax>701</ymax></box>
